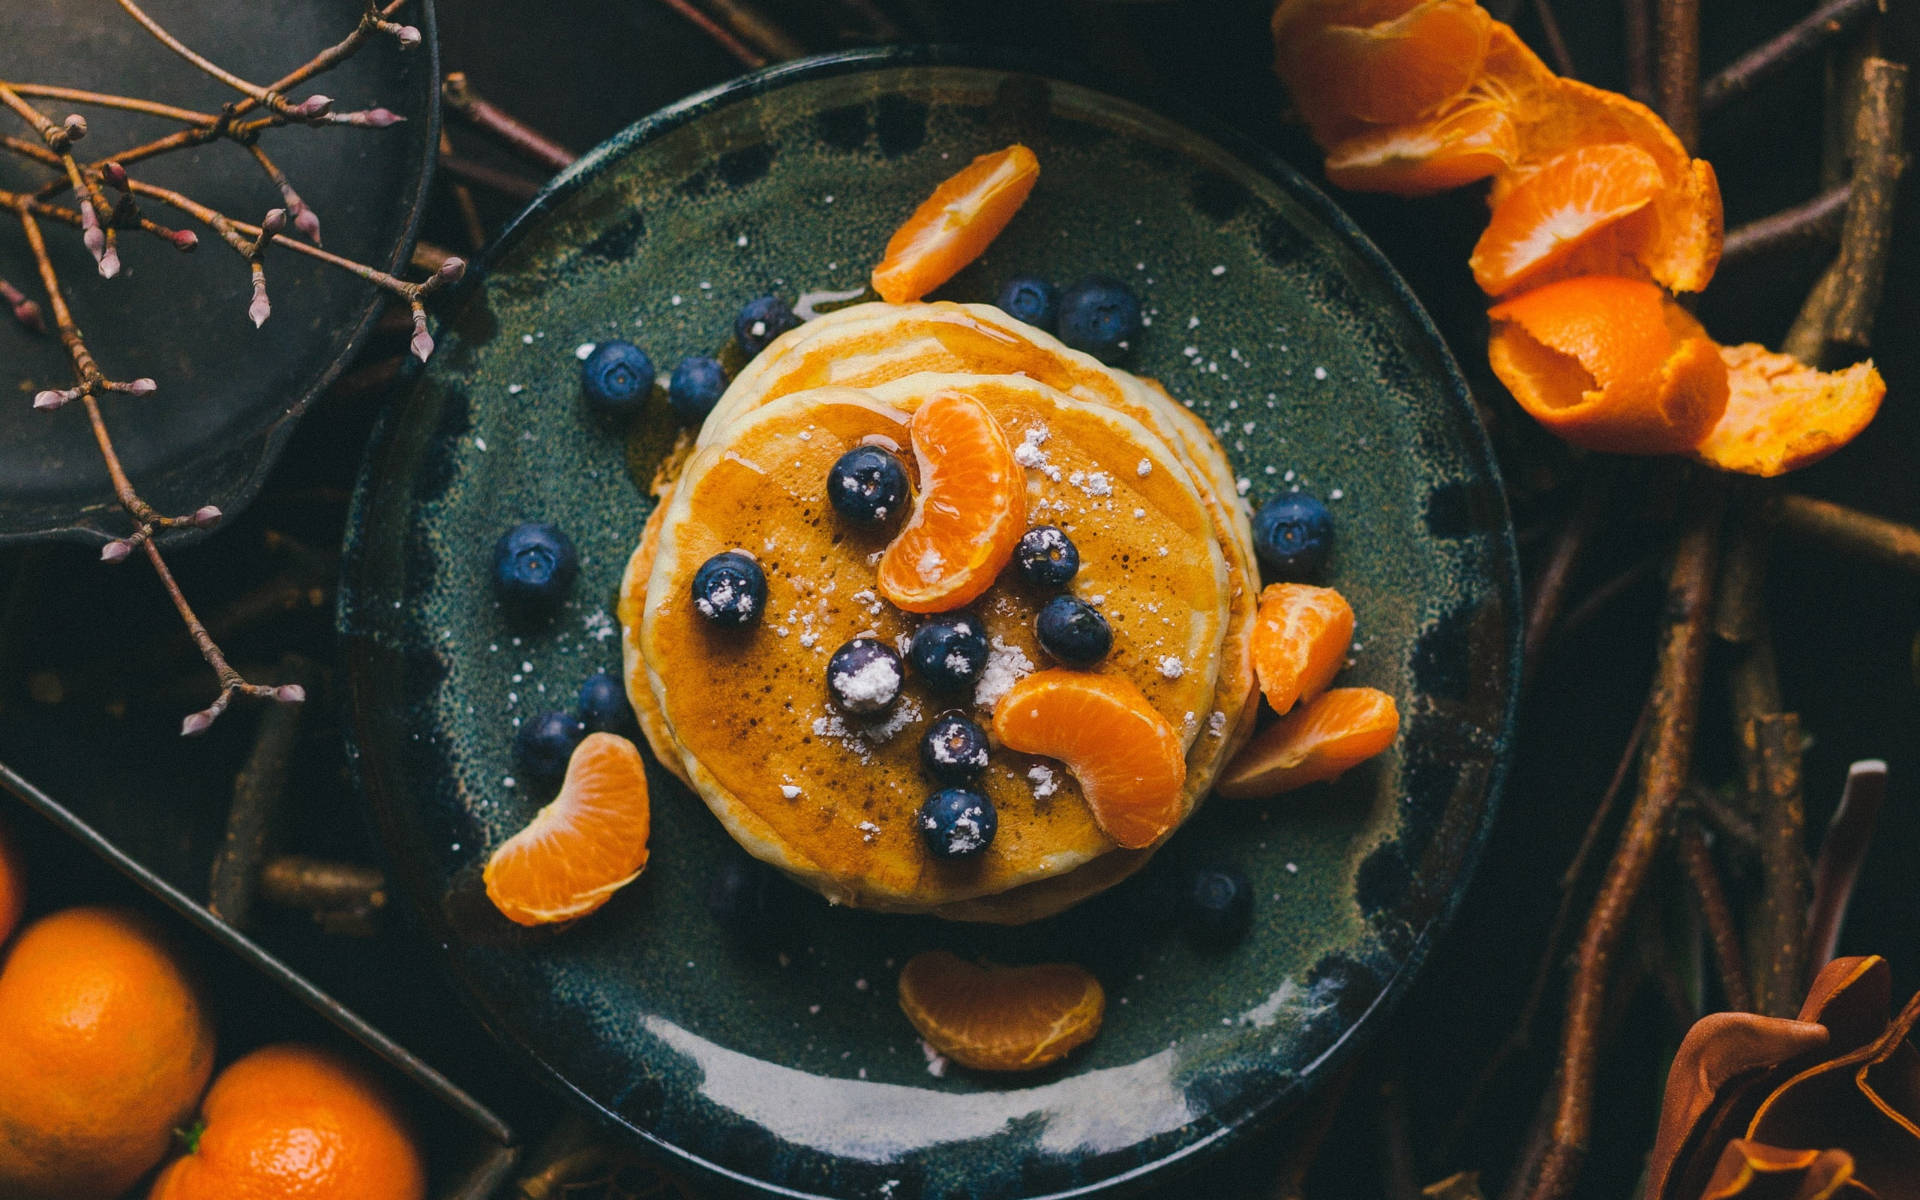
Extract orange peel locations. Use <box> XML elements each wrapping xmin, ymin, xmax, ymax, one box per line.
<box><xmin>1471</xmin><ymin>142</ymin><xmax>1668</xmax><ymax>297</ymax></box>
<box><xmin>1274</xmin><ymin>0</ymin><xmax>1492</xmax><ymax>146</ymax></box>
<box><xmin>1691</xmin><ymin>344</ymin><xmax>1886</xmax><ymax>477</ymax></box>
<box><xmin>1486</xmin><ymin>275</ymin><xmax>1728</xmax><ymax>455</ymax></box>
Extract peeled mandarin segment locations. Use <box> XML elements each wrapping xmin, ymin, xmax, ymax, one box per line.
<box><xmin>1470</xmin><ymin>142</ymin><xmax>1667</xmax><ymax>297</ymax></box>
<box><xmin>483</xmin><ymin>732</ymin><xmax>651</xmax><ymax>926</ymax></box>
<box><xmin>1278</xmin><ymin>0</ymin><xmax>1492</xmax><ymax>144</ymax></box>
<box><xmin>871</xmin><ymin>144</ymin><xmax>1040</xmax><ymax>305</ymax></box>
<box><xmin>1251</xmin><ymin>583</ymin><xmax>1356</xmax><ymax>716</ymax></box>
<box><xmin>1216</xmin><ymin>686</ymin><xmax>1401</xmax><ymax>799</ymax></box>
<box><xmin>1691</xmin><ymin>344</ymin><xmax>1887</xmax><ymax>477</ymax></box>
<box><xmin>1324</xmin><ymin>101</ymin><xmax>1519</xmax><ymax>195</ymax></box>
<box><xmin>1487</xmin><ymin>274</ymin><xmax>1729</xmax><ymax>455</ymax></box>
<box><xmin>897</xmin><ymin>950</ymin><xmax>1104</xmax><ymax>1072</ymax></box>
<box><xmin>991</xmin><ymin>669</ymin><xmax>1187</xmax><ymax>850</ymax></box>
<box><xmin>876</xmin><ymin>390</ymin><xmax>1026</xmax><ymax>613</ymax></box>
<box><xmin>0</xmin><ymin>821</ymin><xmax>22</xmax><ymax>945</ymax></box>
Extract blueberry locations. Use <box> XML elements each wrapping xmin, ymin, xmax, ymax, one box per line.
<box><xmin>907</xmin><ymin>612</ymin><xmax>988</xmax><ymax>693</ymax></box>
<box><xmin>1252</xmin><ymin>493</ymin><xmax>1334</xmax><ymax>579</ymax></box>
<box><xmin>1035</xmin><ymin>595</ymin><xmax>1111</xmax><ymax>665</ymax></box>
<box><xmin>1183</xmin><ymin>865</ymin><xmax>1253</xmax><ymax>946</ymax></box>
<box><xmin>920</xmin><ymin>710</ymin><xmax>990</xmax><ymax>782</ymax></box>
<box><xmin>577</xmin><ymin>670</ymin><xmax>633</xmax><ymax>734</ymax></box>
<box><xmin>826</xmin><ymin>637</ymin><xmax>903</xmax><ymax>715</ymax></box>
<box><xmin>1015</xmin><ymin>524</ymin><xmax>1080</xmax><ymax>587</ymax></box>
<box><xmin>827</xmin><ymin>446</ymin><xmax>910</xmax><ymax>529</ymax></box>
<box><xmin>691</xmin><ymin>551</ymin><xmax>767</xmax><ymax>627</ymax></box>
<box><xmin>668</xmin><ymin>355</ymin><xmax>728</xmax><ymax>423</ymax></box>
<box><xmin>735</xmin><ymin>294</ymin><xmax>801</xmax><ymax>358</ymax></box>
<box><xmin>491</xmin><ymin>522</ymin><xmax>578</xmax><ymax>614</ymax></box>
<box><xmin>514</xmin><ymin>709</ymin><xmax>584</xmax><ymax>783</ymax></box>
<box><xmin>997</xmin><ymin>275</ymin><xmax>1059</xmax><ymax>330</ymax></box>
<box><xmin>917</xmin><ymin>787</ymin><xmax>997</xmax><ymax>860</ymax></box>
<box><xmin>1057</xmin><ymin>275</ymin><xmax>1143</xmax><ymax>362</ymax></box>
<box><xmin>580</xmin><ymin>339</ymin><xmax>654</xmax><ymax>418</ymax></box>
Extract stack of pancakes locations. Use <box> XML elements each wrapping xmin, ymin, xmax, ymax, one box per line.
<box><xmin>619</xmin><ymin>301</ymin><xmax>1259</xmax><ymax>923</ymax></box>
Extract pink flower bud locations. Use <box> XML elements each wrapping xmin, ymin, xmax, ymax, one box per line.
<box><xmin>62</xmin><ymin>113</ymin><xmax>86</xmax><ymax>141</ymax></box>
<box><xmin>260</xmin><ymin>208</ymin><xmax>288</xmax><ymax>237</ymax></box>
<box><xmin>180</xmin><ymin>709</ymin><xmax>215</xmax><ymax>737</ymax></box>
<box><xmin>273</xmin><ymin>684</ymin><xmax>308</xmax><ymax>704</ymax></box>
<box><xmin>291</xmin><ymin>94</ymin><xmax>334</xmax><ymax>119</ymax></box>
<box><xmin>170</xmin><ymin>229</ymin><xmax>199</xmax><ymax>252</ymax></box>
<box><xmin>32</xmin><ymin>388</ymin><xmax>74</xmax><ymax>410</ymax></box>
<box><xmin>100</xmin><ymin>539</ymin><xmax>132</xmax><ymax>563</ymax></box>
<box><xmin>10</xmin><ymin>299</ymin><xmax>43</xmax><ymax>334</ymax></box>
<box><xmin>293</xmin><ymin>205</ymin><xmax>322</xmax><ymax>244</ymax></box>
<box><xmin>334</xmin><ymin>107</ymin><xmax>404</xmax><ymax>129</ymax></box>
<box><xmin>249</xmin><ymin>280</ymin><xmax>271</xmax><ymax>328</ymax></box>
<box><xmin>126</xmin><ymin>378</ymin><xmax>158</xmax><ymax>395</ymax></box>
<box><xmin>101</xmin><ymin>161</ymin><xmax>128</xmax><ymax>189</ymax></box>
<box><xmin>98</xmin><ymin>245</ymin><xmax>120</xmax><ymax>280</ymax></box>
<box><xmin>395</xmin><ymin>24</ymin><xmax>422</xmax><ymax>48</ymax></box>
<box><xmin>437</xmin><ymin>256</ymin><xmax>468</xmax><ymax>284</ymax></box>
<box><xmin>191</xmin><ymin>505</ymin><xmax>222</xmax><ymax>527</ymax></box>
<box><xmin>411</xmin><ymin>326</ymin><xmax>435</xmax><ymax>361</ymax></box>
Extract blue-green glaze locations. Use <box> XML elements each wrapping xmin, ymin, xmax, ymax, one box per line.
<box><xmin>341</xmin><ymin>49</ymin><xmax>1519</xmax><ymax>1200</ymax></box>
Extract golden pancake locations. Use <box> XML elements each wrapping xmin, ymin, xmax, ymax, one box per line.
<box><xmin>638</xmin><ymin>381</ymin><xmax>1228</xmax><ymax>915</ymax></box>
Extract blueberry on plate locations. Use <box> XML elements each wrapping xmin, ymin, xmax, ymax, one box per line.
<box><xmin>921</xmin><ymin>710</ymin><xmax>990</xmax><ymax>782</ymax></box>
<box><xmin>1252</xmin><ymin>493</ymin><xmax>1334</xmax><ymax>580</ymax></box>
<box><xmin>735</xmin><ymin>294</ymin><xmax>801</xmax><ymax>358</ymax></box>
<box><xmin>491</xmin><ymin>522</ymin><xmax>578</xmax><ymax>614</ymax></box>
<box><xmin>827</xmin><ymin>446</ymin><xmax>910</xmax><ymax>529</ymax></box>
<box><xmin>668</xmin><ymin>355</ymin><xmax>729</xmax><ymax>423</ymax></box>
<box><xmin>826</xmin><ymin>637</ymin><xmax>904</xmax><ymax>715</ymax></box>
<box><xmin>580</xmin><ymin>339</ymin><xmax>654</xmax><ymax>418</ymax></box>
<box><xmin>1015</xmin><ymin>524</ymin><xmax>1080</xmax><ymax>587</ymax></box>
<box><xmin>1183</xmin><ymin>865</ymin><xmax>1253</xmax><ymax>946</ymax></box>
<box><xmin>997</xmin><ymin>275</ymin><xmax>1059</xmax><ymax>330</ymax></box>
<box><xmin>577</xmin><ymin>670</ymin><xmax>633</xmax><ymax>734</ymax></box>
<box><xmin>514</xmin><ymin>709</ymin><xmax>584</xmax><ymax>783</ymax></box>
<box><xmin>691</xmin><ymin>551</ymin><xmax>767</xmax><ymax>628</ymax></box>
<box><xmin>1035</xmin><ymin>594</ymin><xmax>1111</xmax><ymax>665</ymax></box>
<box><xmin>917</xmin><ymin>787</ymin><xmax>997</xmax><ymax>860</ymax></box>
<box><xmin>907</xmin><ymin>612</ymin><xmax>989</xmax><ymax>693</ymax></box>
<box><xmin>1057</xmin><ymin>275</ymin><xmax>1143</xmax><ymax>362</ymax></box>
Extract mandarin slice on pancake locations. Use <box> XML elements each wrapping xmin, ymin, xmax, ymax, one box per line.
<box><xmin>1471</xmin><ymin>142</ymin><xmax>1668</xmax><ymax>298</ymax></box>
<box><xmin>877</xmin><ymin>389</ymin><xmax>1027</xmax><ymax>613</ymax></box>
<box><xmin>992</xmin><ymin>670</ymin><xmax>1188</xmax><ymax>850</ymax></box>
<box><xmin>898</xmin><ymin>950</ymin><xmax>1104</xmax><ymax>1072</ymax></box>
<box><xmin>1217</xmin><ymin>686</ymin><xmax>1401</xmax><ymax>799</ymax></box>
<box><xmin>1691</xmin><ymin>344</ymin><xmax>1887</xmax><ymax>477</ymax></box>
<box><xmin>1487</xmin><ymin>275</ymin><xmax>1728</xmax><ymax>455</ymax></box>
<box><xmin>484</xmin><ymin>733</ymin><xmax>651</xmax><ymax>926</ymax></box>
<box><xmin>871</xmin><ymin>144</ymin><xmax>1040</xmax><ymax>305</ymax></box>
<box><xmin>1251</xmin><ymin>583</ymin><xmax>1355</xmax><ymax>716</ymax></box>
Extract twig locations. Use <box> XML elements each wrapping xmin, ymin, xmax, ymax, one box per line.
<box><xmin>1523</xmin><ymin>469</ymin><xmax>1610</xmax><ymax>687</ymax></box>
<box><xmin>1771</xmin><ymin>493</ymin><xmax>1920</xmax><ymax>573</ymax></box>
<box><xmin>1271</xmin><ymin>1062</ymin><xmax>1359</xmax><ymax>1200</ymax></box>
<box><xmin>1624</xmin><ymin>0</ymin><xmax>1656</xmax><ymax>105</ymax></box>
<box><xmin>1702</xmin><ymin>0</ymin><xmax>1882</xmax><ymax>112</ymax></box>
<box><xmin>693</xmin><ymin>0</ymin><xmax>808</xmax><ymax>63</ymax></box>
<box><xmin>441</xmin><ymin>73</ymin><xmax>577</xmax><ymax>172</ymax></box>
<box><xmin>1827</xmin><ymin>57</ymin><xmax>1906</xmax><ymax>346</ymax></box>
<box><xmin>259</xmin><ymin>855</ymin><xmax>387</xmax><ymax>914</ymax></box>
<box><xmin>3</xmin><ymin>83</ymin><xmax>213</xmax><ymax>125</ymax></box>
<box><xmin>1685</xmin><ymin>782</ymin><xmax>1761</xmax><ymax>854</ymax></box>
<box><xmin>1805</xmin><ymin>759</ymin><xmax>1888</xmax><ymax>968</ymax></box>
<box><xmin>1522</xmin><ymin>476</ymin><xmax>1724</xmax><ymax>1200</ymax></box>
<box><xmin>1380</xmin><ymin>1078</ymin><xmax>1420</xmax><ymax>1200</ymax></box>
<box><xmin>208</xmin><ymin>655</ymin><xmax>315</xmax><ymax>927</ymax></box>
<box><xmin>832</xmin><ymin>0</ymin><xmax>905</xmax><ymax>42</ymax></box>
<box><xmin>1530</xmin><ymin>0</ymin><xmax>1577</xmax><ymax>78</ymax></box>
<box><xmin>438</xmin><ymin>153</ymin><xmax>543</xmax><ymax>202</ymax></box>
<box><xmin>438</xmin><ymin>131</ymin><xmax>488</xmax><ymax>252</ymax></box>
<box><xmin>652</xmin><ymin>0</ymin><xmax>767</xmax><ymax>68</ymax></box>
<box><xmin>1720</xmin><ymin>184</ymin><xmax>1850</xmax><ymax>267</ymax></box>
<box><xmin>0</xmin><ymin>274</ymin><xmax>44</xmax><ymax>332</ymax></box>
<box><xmin>1655</xmin><ymin>0</ymin><xmax>1701</xmax><ymax>150</ymax></box>
<box><xmin>1676</xmin><ymin>816</ymin><xmax>1753</xmax><ymax>1012</ymax></box>
<box><xmin>1745</xmin><ymin>714</ymin><xmax>1810</xmax><ymax>1017</ymax></box>
<box><xmin>1556</xmin><ymin>551</ymin><xmax>1660</xmax><ymax>643</ymax></box>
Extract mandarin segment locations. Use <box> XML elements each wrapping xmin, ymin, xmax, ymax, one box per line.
<box><xmin>1471</xmin><ymin>143</ymin><xmax>1667</xmax><ymax>297</ymax></box>
<box><xmin>991</xmin><ymin>669</ymin><xmax>1188</xmax><ymax>850</ymax></box>
<box><xmin>483</xmin><ymin>732</ymin><xmax>652</xmax><ymax>926</ymax></box>
<box><xmin>0</xmin><ymin>907</ymin><xmax>216</xmax><ymax>1200</ymax></box>
<box><xmin>1216</xmin><ymin>686</ymin><xmax>1401</xmax><ymax>799</ymax></box>
<box><xmin>871</xmin><ymin>144</ymin><xmax>1040</xmax><ymax>305</ymax></box>
<box><xmin>1487</xmin><ymin>275</ymin><xmax>1729</xmax><ymax>455</ymax></box>
<box><xmin>1325</xmin><ymin>101</ymin><xmax>1519</xmax><ymax>195</ymax></box>
<box><xmin>1251</xmin><ymin>584</ymin><xmax>1356</xmax><ymax>716</ymax></box>
<box><xmin>897</xmin><ymin>950</ymin><xmax>1105</xmax><ymax>1071</ymax></box>
<box><xmin>0</xmin><ymin>820</ymin><xmax>22</xmax><ymax>946</ymax></box>
<box><xmin>877</xmin><ymin>390</ymin><xmax>1027</xmax><ymax>613</ymax></box>
<box><xmin>149</xmin><ymin>1043</ymin><xmax>426</xmax><ymax>1200</ymax></box>
<box><xmin>1691</xmin><ymin>344</ymin><xmax>1887</xmax><ymax>477</ymax></box>
<box><xmin>1275</xmin><ymin>0</ymin><xmax>1492</xmax><ymax>144</ymax></box>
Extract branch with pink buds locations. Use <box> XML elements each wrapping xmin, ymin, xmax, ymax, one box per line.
<box><xmin>0</xmin><ymin>0</ymin><xmax>440</xmax><ymax>734</ymax></box>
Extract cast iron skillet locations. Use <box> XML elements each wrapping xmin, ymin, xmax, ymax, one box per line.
<box><xmin>0</xmin><ymin>0</ymin><xmax>438</xmax><ymax>547</ymax></box>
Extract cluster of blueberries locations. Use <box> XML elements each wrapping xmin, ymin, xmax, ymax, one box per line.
<box><xmin>997</xmin><ymin>274</ymin><xmax>1142</xmax><ymax>363</ymax></box>
<box><xmin>577</xmin><ymin>294</ymin><xmax>804</xmax><ymax>426</ymax></box>
<box><xmin>512</xmin><ymin>671</ymin><xmax>635</xmax><ymax>784</ymax></box>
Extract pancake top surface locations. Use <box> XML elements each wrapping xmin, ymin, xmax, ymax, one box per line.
<box><xmin>641</xmin><ymin>380</ymin><xmax>1229</xmax><ymax>907</ymax></box>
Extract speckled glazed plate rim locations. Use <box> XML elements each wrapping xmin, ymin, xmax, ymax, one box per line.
<box><xmin>0</xmin><ymin>0</ymin><xmax>441</xmax><ymax>550</ymax></box>
<box><xmin>346</xmin><ymin>45</ymin><xmax>1521</xmax><ymax>1200</ymax></box>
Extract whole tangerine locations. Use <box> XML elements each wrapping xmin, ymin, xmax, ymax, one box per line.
<box><xmin>0</xmin><ymin>906</ymin><xmax>216</xmax><ymax>1200</ymax></box>
<box><xmin>149</xmin><ymin>1042</ymin><xmax>426</xmax><ymax>1200</ymax></box>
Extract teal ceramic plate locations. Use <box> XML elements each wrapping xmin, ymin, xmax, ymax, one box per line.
<box><xmin>341</xmin><ymin>49</ymin><xmax>1518</xmax><ymax>1200</ymax></box>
